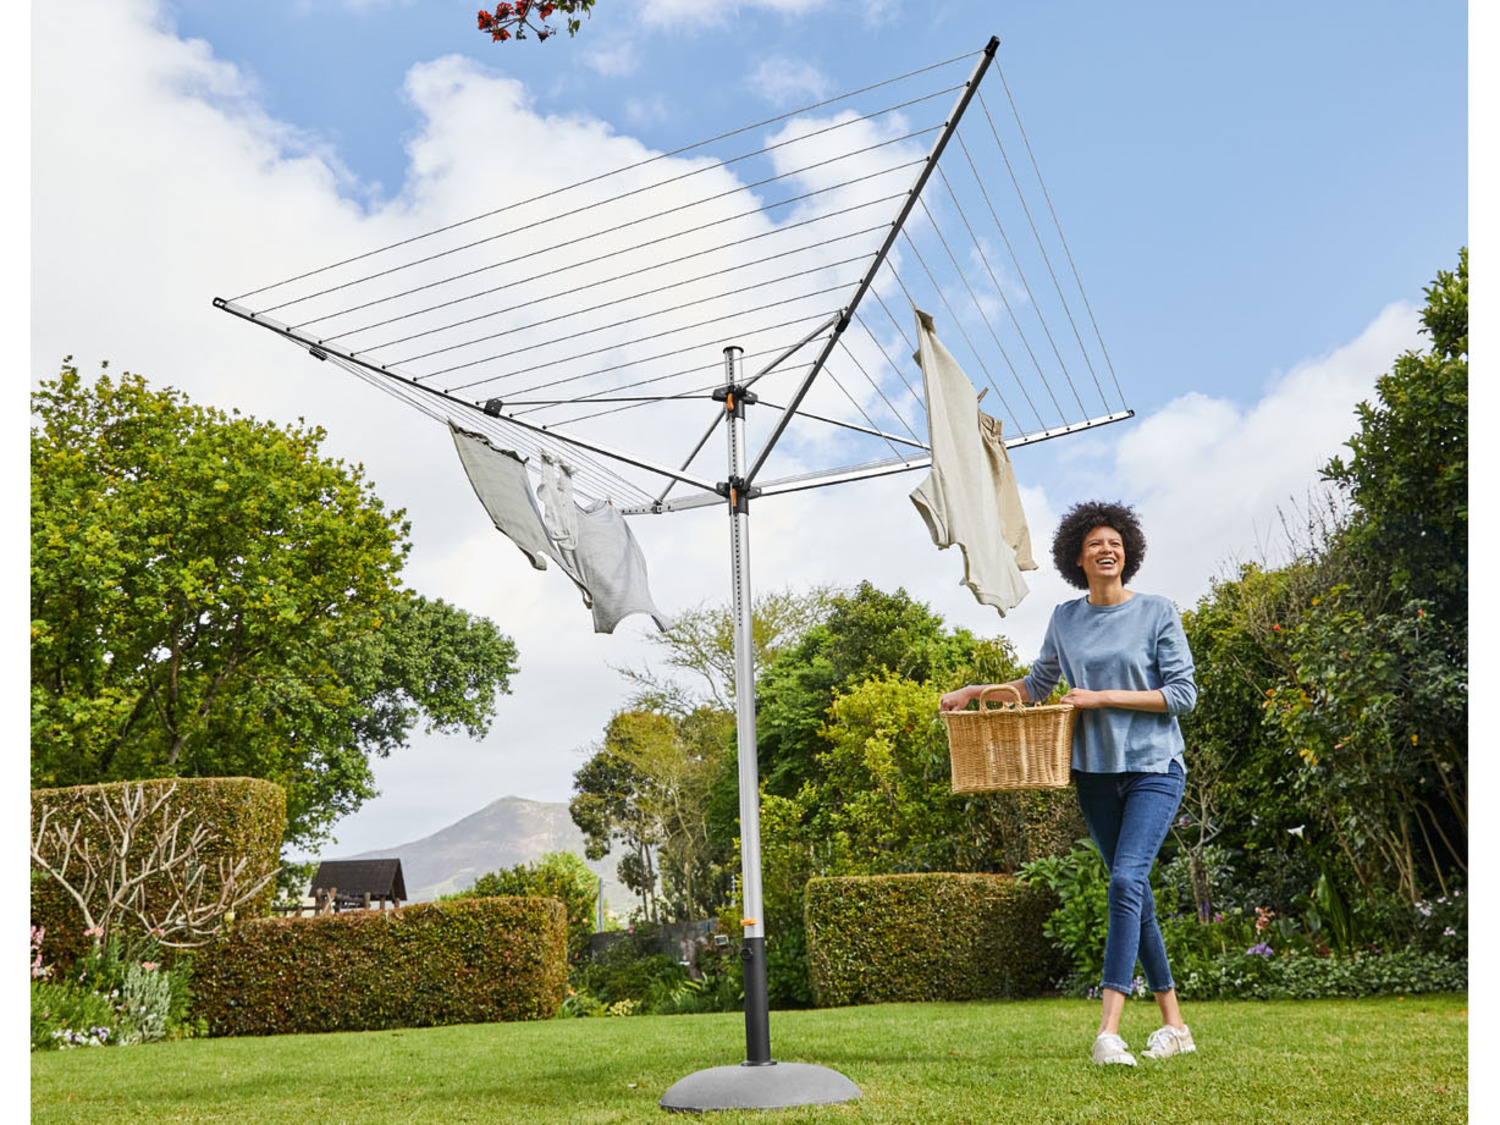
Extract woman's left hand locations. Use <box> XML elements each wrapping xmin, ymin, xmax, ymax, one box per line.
<box><xmin>1060</xmin><ymin>688</ymin><xmax>1110</xmax><ymax>710</ymax></box>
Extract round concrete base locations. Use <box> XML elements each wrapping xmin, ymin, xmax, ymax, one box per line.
<box><xmin>659</xmin><ymin>1061</ymin><xmax>861</xmax><ymax>1112</ymax></box>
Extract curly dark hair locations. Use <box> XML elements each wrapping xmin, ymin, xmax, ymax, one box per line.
<box><xmin>1051</xmin><ymin>500</ymin><xmax>1147</xmax><ymax>590</ymax></box>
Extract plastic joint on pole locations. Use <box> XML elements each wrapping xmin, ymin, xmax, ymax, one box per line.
<box><xmin>712</xmin><ymin>383</ymin><xmax>759</xmax><ymax>419</ymax></box>
<box><xmin>716</xmin><ymin>476</ymin><xmax>760</xmax><ymax>514</ymax></box>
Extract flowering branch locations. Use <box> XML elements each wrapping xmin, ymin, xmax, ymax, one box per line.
<box><xmin>476</xmin><ymin>0</ymin><xmax>595</xmax><ymax>43</ymax></box>
<box><xmin>31</xmin><ymin>782</ymin><xmax>280</xmax><ymax>949</ymax></box>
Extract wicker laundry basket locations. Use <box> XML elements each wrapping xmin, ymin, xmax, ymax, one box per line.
<box><xmin>943</xmin><ymin>685</ymin><xmax>1076</xmax><ymax>792</ymax></box>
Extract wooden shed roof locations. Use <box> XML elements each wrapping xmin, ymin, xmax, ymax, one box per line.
<box><xmin>310</xmin><ymin>858</ymin><xmax>406</xmax><ymax>900</ymax></box>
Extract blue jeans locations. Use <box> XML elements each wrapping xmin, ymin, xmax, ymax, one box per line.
<box><xmin>1074</xmin><ymin>762</ymin><xmax>1185</xmax><ymax>996</ymax></box>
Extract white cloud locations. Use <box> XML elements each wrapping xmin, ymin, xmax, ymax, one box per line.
<box><xmin>624</xmin><ymin>94</ymin><xmax>670</xmax><ymax>127</ymax></box>
<box><xmin>1115</xmin><ymin>301</ymin><xmax>1420</xmax><ymax>603</ymax></box>
<box><xmin>639</xmin><ymin>0</ymin><xmax>828</xmax><ymax>31</ymax></box>
<box><xmin>581</xmin><ymin>39</ymin><xmax>642</xmax><ymax>78</ymax></box>
<box><xmin>746</xmin><ymin>56</ymin><xmax>831</xmax><ymax>108</ymax></box>
<box><xmin>32</xmin><ymin>0</ymin><xmax>1423</xmax><ymax>861</ymax></box>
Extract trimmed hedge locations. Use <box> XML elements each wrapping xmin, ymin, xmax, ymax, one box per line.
<box><xmin>805</xmin><ymin>873</ymin><xmax>1064</xmax><ymax>1007</ymax></box>
<box><xmin>193</xmin><ymin>896</ymin><xmax>567</xmax><ymax>1036</ymax></box>
<box><xmin>31</xmin><ymin>777</ymin><xmax>285</xmax><ymax>965</ymax></box>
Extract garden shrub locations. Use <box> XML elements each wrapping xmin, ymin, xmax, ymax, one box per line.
<box><xmin>30</xmin><ymin>934</ymin><xmax>199</xmax><ymax>1050</ymax></box>
<box><xmin>804</xmin><ymin>872</ymin><xmax>1064</xmax><ymax>1007</ymax></box>
<box><xmin>573</xmin><ymin>926</ymin><xmax>688</xmax><ymax>1011</ymax></box>
<box><xmin>193</xmin><ymin>896</ymin><xmax>566</xmax><ymax>1036</ymax></box>
<box><xmin>31</xmin><ymin>777</ymin><xmax>286</xmax><ymax>966</ymax></box>
<box><xmin>31</xmin><ymin>979</ymin><xmax>121</xmax><ymax>1050</ymax></box>
<box><xmin>765</xmin><ymin>924</ymin><xmax>813</xmax><ymax>1008</ymax></box>
<box><xmin>1017</xmin><ymin>838</ymin><xmax>1176</xmax><ymax>988</ymax></box>
<box><xmin>1173</xmin><ymin>947</ymin><xmax>1467</xmax><ymax>1001</ymax></box>
<box><xmin>444</xmin><ymin>851</ymin><xmax>597</xmax><ymax>968</ymax></box>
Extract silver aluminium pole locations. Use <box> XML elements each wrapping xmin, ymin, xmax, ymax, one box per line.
<box><xmin>720</xmin><ymin>344</ymin><xmax>772</xmax><ymax>1066</ymax></box>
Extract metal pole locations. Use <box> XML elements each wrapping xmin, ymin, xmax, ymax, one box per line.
<box><xmin>721</xmin><ymin>344</ymin><xmax>772</xmax><ymax>1066</ymax></box>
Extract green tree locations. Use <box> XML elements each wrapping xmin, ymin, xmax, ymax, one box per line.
<box><xmin>570</xmin><ymin>708</ymin><xmax>731</xmax><ymax>922</ymax></box>
<box><xmin>1172</xmin><ymin>253</ymin><xmax>1468</xmax><ymax>914</ymax></box>
<box><xmin>613</xmin><ymin>585</ymin><xmax>836</xmax><ymax>715</ymax></box>
<box><xmin>1324</xmin><ymin>247</ymin><xmax>1467</xmax><ymax>619</ymax></box>
<box><xmin>752</xmin><ymin>582</ymin><xmax>985</xmax><ymax>800</ymax></box>
<box><xmin>31</xmin><ymin>363</ymin><xmax>519</xmax><ymax>846</ymax></box>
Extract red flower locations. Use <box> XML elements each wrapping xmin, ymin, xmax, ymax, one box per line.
<box><xmin>1272</xmin><ymin>624</ymin><xmax>1281</xmax><ymax>632</ymax></box>
<box><xmin>540</xmin><ymin>2</ymin><xmax>555</xmax><ymax>16</ymax></box>
<box><xmin>1417</xmin><ymin>609</ymin><xmax>1425</xmax><ymax>617</ymax></box>
<box><xmin>477</xmin><ymin>10</ymin><xmax>493</xmax><ymax>28</ymax></box>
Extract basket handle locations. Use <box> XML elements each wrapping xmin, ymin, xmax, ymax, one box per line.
<box><xmin>977</xmin><ymin>684</ymin><xmax>1024</xmax><ymax>710</ymax></box>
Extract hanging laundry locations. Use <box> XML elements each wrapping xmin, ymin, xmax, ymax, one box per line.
<box><xmin>908</xmin><ymin>308</ymin><xmax>1034</xmax><ymax>615</ymax></box>
<box><xmin>450</xmin><ymin>423</ymin><xmax>559</xmax><ymax>574</ymax></box>
<box><xmin>574</xmin><ymin>501</ymin><xmax>674</xmax><ymax>634</ymax></box>
<box><xmin>449</xmin><ymin>422</ymin><xmax>670</xmax><ymax>633</ymax></box>
<box><xmin>978</xmin><ymin>410</ymin><xmax>1037</xmax><ymax>571</ymax></box>
<box><xmin>538</xmin><ymin>452</ymin><xmax>580</xmax><ymax>554</ymax></box>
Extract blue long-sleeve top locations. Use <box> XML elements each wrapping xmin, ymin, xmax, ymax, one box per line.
<box><xmin>1022</xmin><ymin>593</ymin><xmax>1197</xmax><ymax>775</ymax></box>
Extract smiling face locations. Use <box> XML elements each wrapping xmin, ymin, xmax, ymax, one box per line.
<box><xmin>1076</xmin><ymin>525</ymin><xmax>1126</xmax><ymax>586</ymax></box>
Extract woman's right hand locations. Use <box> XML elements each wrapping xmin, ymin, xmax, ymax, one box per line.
<box><xmin>939</xmin><ymin>685</ymin><xmax>981</xmax><ymax>711</ymax></box>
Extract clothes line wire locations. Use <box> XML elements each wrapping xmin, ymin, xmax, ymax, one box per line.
<box><xmin>326</xmin><ymin>353</ymin><xmax>660</xmax><ymax>506</ymax></box>
<box><xmin>426</xmin><ymin>280</ymin><xmax>854</xmax><ymax>383</ymax></box>
<box><xmin>977</xmin><ymin>88</ymin><xmax>1110</xmax><ymax>414</ymax></box>
<box><xmin>459</xmin><ymin>309</ymin><xmax>839</xmax><ymax>397</ymax></box>
<box><xmin>897</xmin><ymin>228</ymin><xmax>1020</xmax><ymax>433</ymax></box>
<box><xmin>952</xmin><ymin>128</ymin><xmax>1083</xmax><ymax>418</ymax></box>
<box><xmin>288</xmin><ymin>161</ymin><xmax>922</xmax><ymax>331</ymax></box>
<box><xmin>385</xmin><ymin>254</ymin><xmax>869</xmax><ymax>368</ymax></box>
<box><xmin>339</xmin><ymin>220</ymin><xmax>887</xmax><ymax>350</ymax></box>
<box><xmin>272</xmin><ymin>120</ymin><xmax>942</xmax><ymax>321</ymax></box>
<box><xmin>835</xmin><ymin>336</ymin><xmax>923</xmax><ymax>443</ymax></box>
<box><xmin>230</xmin><ymin>49</ymin><xmax>979</xmax><ymax>302</ymax></box>
<box><xmin>934</xmin><ymin>162</ymin><xmax>1065</xmax><ymax>428</ymax></box>
<box><xmin>992</xmin><ymin>65</ymin><xmax>1126</xmax><ymax>409</ymax></box>
<box><xmin>915</xmin><ymin>195</ymin><xmax>1045</xmax><ymax>432</ymax></box>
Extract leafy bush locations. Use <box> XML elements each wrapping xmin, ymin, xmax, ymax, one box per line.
<box><xmin>444</xmin><ymin>851</ymin><xmax>597</xmax><ymax>967</ymax></box>
<box><xmin>765</xmin><ymin>924</ymin><xmax>812</xmax><ymax>1008</ymax></box>
<box><xmin>193</xmin><ymin>897</ymin><xmax>566</xmax><ymax>1036</ymax></box>
<box><xmin>32</xmin><ymin>980</ymin><xmax>121</xmax><ymax>1050</ymax></box>
<box><xmin>30</xmin><ymin>935</ymin><xmax>199</xmax><ymax>1050</ymax></box>
<box><xmin>652</xmin><ymin>969</ymin><xmax>743</xmax><ymax>1016</ymax></box>
<box><xmin>1017</xmin><ymin>838</ymin><xmax>1177</xmax><ymax>987</ymax></box>
<box><xmin>573</xmin><ymin>928</ymin><xmax>688</xmax><ymax>1011</ymax></box>
<box><xmin>1173</xmin><ymin>948</ymin><xmax>1467</xmax><ymax>1001</ymax></box>
<box><xmin>804</xmin><ymin>873</ymin><xmax>1063</xmax><ymax>1007</ymax></box>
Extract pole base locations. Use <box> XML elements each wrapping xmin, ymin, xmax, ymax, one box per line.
<box><xmin>659</xmin><ymin>1061</ymin><xmax>861</xmax><ymax>1112</ymax></box>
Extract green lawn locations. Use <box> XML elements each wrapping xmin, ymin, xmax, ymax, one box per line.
<box><xmin>31</xmin><ymin>994</ymin><xmax>1466</xmax><ymax>1124</ymax></box>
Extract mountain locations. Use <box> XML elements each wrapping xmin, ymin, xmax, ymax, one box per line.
<box><xmin>345</xmin><ymin>795</ymin><xmax>631</xmax><ymax>911</ymax></box>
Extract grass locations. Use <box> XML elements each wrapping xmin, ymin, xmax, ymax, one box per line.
<box><xmin>31</xmin><ymin>994</ymin><xmax>1466</xmax><ymax>1124</ymax></box>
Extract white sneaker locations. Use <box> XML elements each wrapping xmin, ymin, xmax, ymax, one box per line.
<box><xmin>1091</xmin><ymin>1031</ymin><xmax>1136</xmax><ymax>1066</ymax></box>
<box><xmin>1143</xmin><ymin>1025</ymin><xmax>1196</xmax><ymax>1059</ymax></box>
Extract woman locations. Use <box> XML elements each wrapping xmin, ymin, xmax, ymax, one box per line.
<box><xmin>940</xmin><ymin>500</ymin><xmax>1197</xmax><ymax>1066</ymax></box>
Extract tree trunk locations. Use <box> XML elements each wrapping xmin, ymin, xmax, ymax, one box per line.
<box><xmin>1189</xmin><ymin>849</ymin><xmax>1213</xmax><ymax>922</ymax></box>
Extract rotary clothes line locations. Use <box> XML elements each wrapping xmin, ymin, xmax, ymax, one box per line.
<box><xmin>213</xmin><ymin>38</ymin><xmax>1135</xmax><ymax>1108</ymax></box>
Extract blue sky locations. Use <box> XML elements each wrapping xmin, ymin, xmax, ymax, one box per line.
<box><xmin>28</xmin><ymin>1</ymin><xmax>1470</xmax><ymax>864</ymax></box>
<box><xmin>162</xmin><ymin>0</ymin><xmax>1465</xmax><ymax>419</ymax></box>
